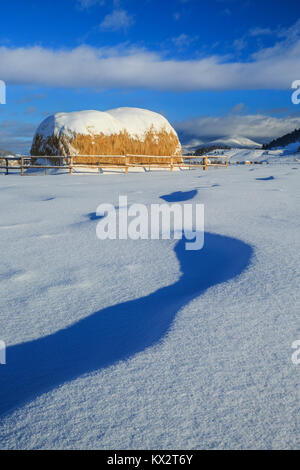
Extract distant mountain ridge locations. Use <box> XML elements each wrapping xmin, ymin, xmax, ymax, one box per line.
<box><xmin>0</xmin><ymin>148</ymin><xmax>15</xmax><ymax>156</ymax></box>
<box><xmin>263</xmin><ymin>128</ymin><xmax>300</xmax><ymax>150</ymax></box>
<box><xmin>194</xmin><ymin>144</ymin><xmax>229</xmax><ymax>156</ymax></box>
<box><xmin>190</xmin><ymin>136</ymin><xmax>262</xmax><ymax>154</ymax></box>
<box><xmin>210</xmin><ymin>136</ymin><xmax>262</xmax><ymax>149</ymax></box>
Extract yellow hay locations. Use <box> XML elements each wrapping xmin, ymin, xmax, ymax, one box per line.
<box><xmin>31</xmin><ymin>129</ymin><xmax>182</xmax><ymax>165</ymax></box>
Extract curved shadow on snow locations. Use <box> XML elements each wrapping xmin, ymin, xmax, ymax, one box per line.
<box><xmin>0</xmin><ymin>233</ymin><xmax>253</xmax><ymax>418</ymax></box>
<box><xmin>160</xmin><ymin>190</ymin><xmax>198</xmax><ymax>202</ymax></box>
<box><xmin>256</xmin><ymin>176</ymin><xmax>275</xmax><ymax>181</ymax></box>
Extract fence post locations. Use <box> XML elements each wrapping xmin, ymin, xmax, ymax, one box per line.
<box><xmin>70</xmin><ymin>156</ymin><xmax>73</xmax><ymax>175</ymax></box>
<box><xmin>170</xmin><ymin>156</ymin><xmax>174</xmax><ymax>172</ymax></box>
<box><xmin>21</xmin><ymin>157</ymin><xmax>24</xmax><ymax>176</ymax></box>
<box><xmin>226</xmin><ymin>156</ymin><xmax>229</xmax><ymax>168</ymax></box>
<box><xmin>203</xmin><ymin>157</ymin><xmax>208</xmax><ymax>171</ymax></box>
<box><xmin>5</xmin><ymin>158</ymin><xmax>8</xmax><ymax>175</ymax></box>
<box><xmin>44</xmin><ymin>157</ymin><xmax>47</xmax><ymax>175</ymax></box>
<box><xmin>125</xmin><ymin>155</ymin><xmax>129</xmax><ymax>174</ymax></box>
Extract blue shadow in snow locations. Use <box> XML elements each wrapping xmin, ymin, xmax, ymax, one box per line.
<box><xmin>88</xmin><ymin>212</ymin><xmax>103</xmax><ymax>221</ymax></box>
<box><xmin>0</xmin><ymin>232</ymin><xmax>253</xmax><ymax>418</ymax></box>
<box><xmin>160</xmin><ymin>190</ymin><xmax>198</xmax><ymax>202</ymax></box>
<box><xmin>72</xmin><ymin>212</ymin><xmax>105</xmax><ymax>228</ymax></box>
<box><xmin>256</xmin><ymin>176</ymin><xmax>275</xmax><ymax>181</ymax></box>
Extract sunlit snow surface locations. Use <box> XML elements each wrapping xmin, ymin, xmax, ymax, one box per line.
<box><xmin>0</xmin><ymin>160</ymin><xmax>299</xmax><ymax>449</ymax></box>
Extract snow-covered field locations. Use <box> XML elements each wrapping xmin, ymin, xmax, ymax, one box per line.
<box><xmin>0</xmin><ymin>158</ymin><xmax>299</xmax><ymax>449</ymax></box>
<box><xmin>210</xmin><ymin>148</ymin><xmax>300</xmax><ymax>164</ymax></box>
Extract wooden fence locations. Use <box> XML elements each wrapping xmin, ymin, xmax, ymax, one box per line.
<box><xmin>0</xmin><ymin>154</ymin><xmax>229</xmax><ymax>175</ymax></box>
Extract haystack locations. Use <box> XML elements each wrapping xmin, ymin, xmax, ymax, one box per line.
<box><xmin>31</xmin><ymin>108</ymin><xmax>182</xmax><ymax>165</ymax></box>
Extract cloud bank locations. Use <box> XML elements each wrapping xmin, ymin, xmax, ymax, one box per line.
<box><xmin>0</xmin><ymin>120</ymin><xmax>36</xmax><ymax>154</ymax></box>
<box><xmin>1</xmin><ymin>25</ymin><xmax>300</xmax><ymax>92</ymax></box>
<box><xmin>177</xmin><ymin>113</ymin><xmax>300</xmax><ymax>146</ymax></box>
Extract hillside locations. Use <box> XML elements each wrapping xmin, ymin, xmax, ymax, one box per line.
<box><xmin>209</xmin><ymin>136</ymin><xmax>262</xmax><ymax>149</ymax></box>
<box><xmin>263</xmin><ymin>128</ymin><xmax>300</xmax><ymax>151</ymax></box>
<box><xmin>194</xmin><ymin>144</ymin><xmax>230</xmax><ymax>156</ymax></box>
<box><xmin>192</xmin><ymin>136</ymin><xmax>262</xmax><ymax>155</ymax></box>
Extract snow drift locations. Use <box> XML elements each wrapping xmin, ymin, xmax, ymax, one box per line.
<box><xmin>30</xmin><ymin>108</ymin><xmax>182</xmax><ymax>165</ymax></box>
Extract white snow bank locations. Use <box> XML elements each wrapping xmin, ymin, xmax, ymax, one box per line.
<box><xmin>208</xmin><ymin>148</ymin><xmax>266</xmax><ymax>162</ymax></box>
<box><xmin>208</xmin><ymin>147</ymin><xmax>300</xmax><ymax>164</ymax></box>
<box><xmin>278</xmin><ymin>141</ymin><xmax>300</xmax><ymax>155</ymax></box>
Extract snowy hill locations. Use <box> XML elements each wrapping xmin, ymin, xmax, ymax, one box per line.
<box><xmin>224</xmin><ymin>148</ymin><xmax>266</xmax><ymax>162</ymax></box>
<box><xmin>207</xmin><ymin>147</ymin><xmax>300</xmax><ymax>164</ymax></box>
<box><xmin>182</xmin><ymin>136</ymin><xmax>262</xmax><ymax>154</ymax></box>
<box><xmin>277</xmin><ymin>141</ymin><xmax>300</xmax><ymax>155</ymax></box>
<box><xmin>210</xmin><ymin>136</ymin><xmax>262</xmax><ymax>149</ymax></box>
<box><xmin>264</xmin><ymin>128</ymin><xmax>300</xmax><ymax>153</ymax></box>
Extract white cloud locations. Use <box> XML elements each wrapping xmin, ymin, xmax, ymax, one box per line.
<box><xmin>249</xmin><ymin>27</ymin><xmax>273</xmax><ymax>37</ymax></box>
<box><xmin>176</xmin><ymin>114</ymin><xmax>300</xmax><ymax>145</ymax></box>
<box><xmin>171</xmin><ymin>34</ymin><xmax>197</xmax><ymax>49</ymax></box>
<box><xmin>100</xmin><ymin>9</ymin><xmax>134</xmax><ymax>32</ymax></box>
<box><xmin>230</xmin><ymin>102</ymin><xmax>248</xmax><ymax>114</ymax></box>
<box><xmin>232</xmin><ymin>37</ymin><xmax>247</xmax><ymax>52</ymax></box>
<box><xmin>278</xmin><ymin>19</ymin><xmax>300</xmax><ymax>40</ymax></box>
<box><xmin>0</xmin><ymin>19</ymin><xmax>300</xmax><ymax>91</ymax></box>
<box><xmin>0</xmin><ymin>119</ymin><xmax>36</xmax><ymax>153</ymax></box>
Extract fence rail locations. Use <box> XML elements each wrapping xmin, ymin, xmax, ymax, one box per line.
<box><xmin>0</xmin><ymin>154</ymin><xmax>229</xmax><ymax>175</ymax></box>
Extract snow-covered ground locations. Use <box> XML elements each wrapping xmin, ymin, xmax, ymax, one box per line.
<box><xmin>0</xmin><ymin>159</ymin><xmax>299</xmax><ymax>449</ymax></box>
<box><xmin>209</xmin><ymin>147</ymin><xmax>300</xmax><ymax>164</ymax></box>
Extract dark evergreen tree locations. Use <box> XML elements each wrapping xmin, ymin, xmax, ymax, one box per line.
<box><xmin>264</xmin><ymin>128</ymin><xmax>300</xmax><ymax>149</ymax></box>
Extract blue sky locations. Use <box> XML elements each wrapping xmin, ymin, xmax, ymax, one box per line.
<box><xmin>1</xmin><ymin>0</ymin><xmax>300</xmax><ymax>152</ymax></box>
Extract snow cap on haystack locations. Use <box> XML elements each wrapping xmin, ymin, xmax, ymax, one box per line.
<box><xmin>31</xmin><ymin>107</ymin><xmax>182</xmax><ymax>158</ymax></box>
